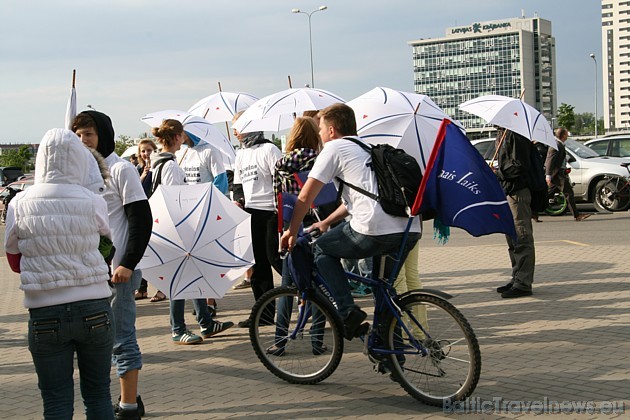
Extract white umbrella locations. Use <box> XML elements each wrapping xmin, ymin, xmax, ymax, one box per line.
<box><xmin>459</xmin><ymin>95</ymin><xmax>557</xmax><ymax>150</ymax></box>
<box><xmin>346</xmin><ymin>87</ymin><xmax>464</xmax><ymax>171</ymax></box>
<box><xmin>120</xmin><ymin>146</ymin><xmax>136</xmax><ymax>160</ymax></box>
<box><xmin>188</xmin><ymin>91</ymin><xmax>259</xmax><ymax>123</ymax></box>
<box><xmin>138</xmin><ymin>183</ymin><xmax>254</xmax><ymax>299</ymax></box>
<box><xmin>233</xmin><ymin>87</ymin><xmax>345</xmax><ymax>133</ymax></box>
<box><xmin>64</xmin><ymin>70</ymin><xmax>76</xmax><ymax>130</ymax></box>
<box><xmin>141</xmin><ymin>109</ymin><xmax>237</xmax><ymax>170</ymax></box>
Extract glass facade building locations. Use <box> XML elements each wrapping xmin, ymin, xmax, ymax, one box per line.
<box><xmin>409</xmin><ymin>17</ymin><xmax>556</xmax><ymax>138</ymax></box>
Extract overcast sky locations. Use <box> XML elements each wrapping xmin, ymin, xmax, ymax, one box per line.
<box><xmin>0</xmin><ymin>0</ymin><xmax>601</xmax><ymax>143</ymax></box>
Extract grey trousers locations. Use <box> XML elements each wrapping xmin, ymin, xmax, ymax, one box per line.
<box><xmin>506</xmin><ymin>188</ymin><xmax>535</xmax><ymax>291</ymax></box>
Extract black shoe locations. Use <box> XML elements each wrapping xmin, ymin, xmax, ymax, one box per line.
<box><xmin>116</xmin><ymin>407</ymin><xmax>141</xmax><ymax>420</ymax></box>
<box><xmin>312</xmin><ymin>343</ymin><xmax>328</xmax><ymax>355</ymax></box>
<box><xmin>501</xmin><ymin>288</ymin><xmax>533</xmax><ymax>298</ymax></box>
<box><xmin>496</xmin><ymin>282</ymin><xmax>513</xmax><ymax>293</ymax></box>
<box><xmin>238</xmin><ymin>319</ymin><xmax>250</xmax><ymax>328</ymax></box>
<box><xmin>114</xmin><ymin>395</ymin><xmax>144</xmax><ymax>417</ymax></box>
<box><xmin>343</xmin><ymin>308</ymin><xmax>368</xmax><ymax>340</ymax></box>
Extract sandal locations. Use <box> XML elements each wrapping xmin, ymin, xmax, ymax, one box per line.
<box><xmin>150</xmin><ymin>291</ymin><xmax>167</xmax><ymax>302</ymax></box>
<box><xmin>134</xmin><ymin>290</ymin><xmax>148</xmax><ymax>300</ymax></box>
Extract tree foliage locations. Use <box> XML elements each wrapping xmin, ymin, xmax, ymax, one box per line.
<box><xmin>115</xmin><ymin>135</ymin><xmax>134</xmax><ymax>157</ymax></box>
<box><xmin>557</xmin><ymin>103</ymin><xmax>575</xmax><ymax>132</ymax></box>
<box><xmin>0</xmin><ymin>145</ymin><xmax>33</xmax><ymax>171</ymax></box>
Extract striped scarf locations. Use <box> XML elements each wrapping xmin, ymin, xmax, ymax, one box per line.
<box><xmin>273</xmin><ymin>148</ymin><xmax>318</xmax><ymax>210</ymax></box>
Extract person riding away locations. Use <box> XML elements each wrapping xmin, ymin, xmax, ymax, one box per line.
<box><xmin>280</xmin><ymin>103</ymin><xmax>421</xmax><ymax>340</ymax></box>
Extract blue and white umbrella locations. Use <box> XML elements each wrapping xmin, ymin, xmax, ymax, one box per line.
<box><xmin>188</xmin><ymin>91</ymin><xmax>259</xmax><ymax>123</ymax></box>
<box><xmin>141</xmin><ymin>109</ymin><xmax>237</xmax><ymax>170</ymax></box>
<box><xmin>459</xmin><ymin>94</ymin><xmax>557</xmax><ymax>150</ymax></box>
<box><xmin>233</xmin><ymin>87</ymin><xmax>345</xmax><ymax>133</ymax></box>
<box><xmin>346</xmin><ymin>87</ymin><xmax>464</xmax><ymax>172</ymax></box>
<box><xmin>137</xmin><ymin>183</ymin><xmax>253</xmax><ymax>299</ymax></box>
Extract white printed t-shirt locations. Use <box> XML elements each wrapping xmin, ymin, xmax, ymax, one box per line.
<box><xmin>176</xmin><ymin>143</ymin><xmax>225</xmax><ymax>184</ymax></box>
<box><xmin>308</xmin><ymin>137</ymin><xmax>421</xmax><ymax>236</ymax></box>
<box><xmin>103</xmin><ymin>153</ymin><xmax>148</xmax><ymax>268</ymax></box>
<box><xmin>234</xmin><ymin>142</ymin><xmax>281</xmax><ymax>211</ymax></box>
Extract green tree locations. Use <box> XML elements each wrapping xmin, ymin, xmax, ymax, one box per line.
<box><xmin>115</xmin><ymin>135</ymin><xmax>133</xmax><ymax>156</ymax></box>
<box><xmin>556</xmin><ymin>103</ymin><xmax>576</xmax><ymax>132</ymax></box>
<box><xmin>0</xmin><ymin>146</ymin><xmax>32</xmax><ymax>171</ymax></box>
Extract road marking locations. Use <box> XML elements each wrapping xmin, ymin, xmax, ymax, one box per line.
<box><xmin>537</xmin><ymin>240</ymin><xmax>590</xmax><ymax>247</ymax></box>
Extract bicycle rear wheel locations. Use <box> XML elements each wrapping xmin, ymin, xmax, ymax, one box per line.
<box><xmin>249</xmin><ymin>286</ymin><xmax>344</xmax><ymax>384</ymax></box>
<box><xmin>383</xmin><ymin>293</ymin><xmax>481</xmax><ymax>406</ymax></box>
<box><xmin>595</xmin><ymin>178</ymin><xmax>630</xmax><ymax>211</ymax></box>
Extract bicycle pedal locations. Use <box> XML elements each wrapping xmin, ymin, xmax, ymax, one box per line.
<box><xmin>354</xmin><ymin>322</ymin><xmax>370</xmax><ymax>338</ymax></box>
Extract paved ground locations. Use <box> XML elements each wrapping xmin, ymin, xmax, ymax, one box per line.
<box><xmin>1</xmin><ymin>210</ymin><xmax>629</xmax><ymax>419</ymax></box>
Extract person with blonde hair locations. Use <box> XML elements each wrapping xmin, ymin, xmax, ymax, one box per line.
<box><xmin>151</xmin><ymin>119</ymin><xmax>234</xmax><ymax>344</ymax></box>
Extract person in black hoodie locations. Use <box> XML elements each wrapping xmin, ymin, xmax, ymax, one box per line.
<box><xmin>73</xmin><ymin>110</ymin><xmax>152</xmax><ymax>420</ymax></box>
<box><xmin>494</xmin><ymin>127</ymin><xmax>536</xmax><ymax>299</ymax></box>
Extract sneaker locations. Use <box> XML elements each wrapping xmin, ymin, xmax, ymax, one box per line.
<box><xmin>343</xmin><ymin>308</ymin><xmax>368</xmax><ymax>340</ymax></box>
<box><xmin>501</xmin><ymin>288</ymin><xmax>533</xmax><ymax>298</ymax></box>
<box><xmin>114</xmin><ymin>395</ymin><xmax>145</xmax><ymax>417</ymax></box>
<box><xmin>238</xmin><ymin>318</ymin><xmax>251</xmax><ymax>328</ymax></box>
<box><xmin>200</xmin><ymin>320</ymin><xmax>234</xmax><ymax>338</ymax></box>
<box><xmin>234</xmin><ymin>279</ymin><xmax>251</xmax><ymax>289</ymax></box>
<box><xmin>266</xmin><ymin>344</ymin><xmax>285</xmax><ymax>356</ymax></box>
<box><xmin>172</xmin><ymin>330</ymin><xmax>203</xmax><ymax>345</ymax></box>
<box><xmin>115</xmin><ymin>407</ymin><xmax>141</xmax><ymax>420</ymax></box>
<box><xmin>575</xmin><ymin>214</ymin><xmax>592</xmax><ymax>222</ymax></box>
<box><xmin>351</xmin><ymin>285</ymin><xmax>372</xmax><ymax>298</ymax></box>
<box><xmin>312</xmin><ymin>343</ymin><xmax>328</xmax><ymax>355</ymax></box>
<box><xmin>496</xmin><ymin>282</ymin><xmax>513</xmax><ymax>293</ymax></box>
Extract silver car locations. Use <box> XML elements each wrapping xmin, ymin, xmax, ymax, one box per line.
<box><xmin>584</xmin><ymin>135</ymin><xmax>630</xmax><ymax>157</ymax></box>
<box><xmin>470</xmin><ymin>137</ymin><xmax>630</xmax><ymax>206</ymax></box>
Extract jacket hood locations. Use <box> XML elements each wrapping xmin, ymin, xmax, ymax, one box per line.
<box><xmin>35</xmin><ymin>128</ymin><xmax>106</xmax><ymax>193</ymax></box>
<box><xmin>79</xmin><ymin>110</ymin><xmax>115</xmax><ymax>158</ymax></box>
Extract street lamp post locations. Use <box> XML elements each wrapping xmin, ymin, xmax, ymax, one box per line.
<box><xmin>590</xmin><ymin>53</ymin><xmax>598</xmax><ymax>137</ymax></box>
<box><xmin>292</xmin><ymin>6</ymin><xmax>328</xmax><ymax>88</ymax></box>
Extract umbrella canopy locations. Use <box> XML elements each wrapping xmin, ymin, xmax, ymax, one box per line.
<box><xmin>458</xmin><ymin>95</ymin><xmax>557</xmax><ymax>150</ymax></box>
<box><xmin>233</xmin><ymin>87</ymin><xmax>345</xmax><ymax>133</ymax></box>
<box><xmin>141</xmin><ymin>109</ymin><xmax>237</xmax><ymax>170</ymax></box>
<box><xmin>120</xmin><ymin>146</ymin><xmax>137</xmax><ymax>160</ymax></box>
<box><xmin>346</xmin><ymin>87</ymin><xmax>464</xmax><ymax>172</ymax></box>
<box><xmin>188</xmin><ymin>91</ymin><xmax>259</xmax><ymax>123</ymax></box>
<box><xmin>137</xmin><ymin>183</ymin><xmax>254</xmax><ymax>299</ymax></box>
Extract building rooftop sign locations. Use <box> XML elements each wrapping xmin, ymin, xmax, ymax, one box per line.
<box><xmin>449</xmin><ymin>21</ymin><xmax>513</xmax><ymax>36</ymax></box>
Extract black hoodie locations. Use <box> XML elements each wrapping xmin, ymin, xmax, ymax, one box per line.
<box><xmin>79</xmin><ymin>110</ymin><xmax>116</xmax><ymax>158</ymax></box>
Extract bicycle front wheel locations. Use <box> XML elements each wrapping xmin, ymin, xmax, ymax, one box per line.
<box><xmin>383</xmin><ymin>293</ymin><xmax>481</xmax><ymax>406</ymax></box>
<box><xmin>249</xmin><ymin>286</ymin><xmax>344</xmax><ymax>385</ymax></box>
<box><xmin>544</xmin><ymin>191</ymin><xmax>567</xmax><ymax>216</ymax></box>
<box><xmin>595</xmin><ymin>178</ymin><xmax>630</xmax><ymax>211</ymax></box>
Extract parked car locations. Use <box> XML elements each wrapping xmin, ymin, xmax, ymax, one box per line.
<box><xmin>0</xmin><ymin>175</ymin><xmax>34</xmax><ymax>223</ymax></box>
<box><xmin>0</xmin><ymin>166</ymin><xmax>25</xmax><ymax>187</ymax></box>
<box><xmin>470</xmin><ymin>138</ymin><xmax>630</xmax><ymax>208</ymax></box>
<box><xmin>584</xmin><ymin>135</ymin><xmax>630</xmax><ymax>157</ymax></box>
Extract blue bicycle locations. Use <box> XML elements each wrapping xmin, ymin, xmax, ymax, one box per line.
<box><xmin>248</xmin><ymin>229</ymin><xmax>481</xmax><ymax>406</ymax></box>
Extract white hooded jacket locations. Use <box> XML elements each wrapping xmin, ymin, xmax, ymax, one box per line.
<box><xmin>4</xmin><ymin>128</ymin><xmax>112</xmax><ymax>308</ymax></box>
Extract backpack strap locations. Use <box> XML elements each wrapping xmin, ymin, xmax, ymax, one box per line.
<box><xmin>150</xmin><ymin>156</ymin><xmax>175</xmax><ymax>195</ymax></box>
<box><xmin>334</xmin><ymin>137</ymin><xmax>379</xmax><ymax>202</ymax></box>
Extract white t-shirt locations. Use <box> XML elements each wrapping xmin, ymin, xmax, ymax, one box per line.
<box><xmin>234</xmin><ymin>142</ymin><xmax>281</xmax><ymax>211</ymax></box>
<box><xmin>176</xmin><ymin>143</ymin><xmax>225</xmax><ymax>185</ymax></box>
<box><xmin>309</xmin><ymin>137</ymin><xmax>420</xmax><ymax>236</ymax></box>
<box><xmin>103</xmin><ymin>153</ymin><xmax>148</xmax><ymax>268</ymax></box>
<box><xmin>158</xmin><ymin>159</ymin><xmax>187</xmax><ymax>186</ymax></box>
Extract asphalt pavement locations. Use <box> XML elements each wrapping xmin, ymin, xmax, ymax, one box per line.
<box><xmin>1</xmin><ymin>209</ymin><xmax>629</xmax><ymax>419</ymax></box>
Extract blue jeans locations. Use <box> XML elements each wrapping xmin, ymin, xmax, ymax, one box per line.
<box><xmin>28</xmin><ymin>298</ymin><xmax>114</xmax><ymax>420</ymax></box>
<box><xmin>170</xmin><ymin>298</ymin><xmax>214</xmax><ymax>335</ymax></box>
<box><xmin>111</xmin><ymin>269</ymin><xmax>143</xmax><ymax>377</ymax></box>
<box><xmin>314</xmin><ymin>221</ymin><xmax>420</xmax><ymax>318</ymax></box>
<box><xmin>274</xmin><ymin>258</ymin><xmax>325</xmax><ymax>349</ymax></box>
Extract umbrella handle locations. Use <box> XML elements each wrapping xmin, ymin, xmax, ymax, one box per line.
<box><xmin>489</xmin><ymin>129</ymin><xmax>508</xmax><ymax>169</ymax></box>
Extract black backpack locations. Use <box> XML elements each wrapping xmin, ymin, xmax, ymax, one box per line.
<box><xmin>336</xmin><ymin>137</ymin><xmax>422</xmax><ymax>217</ymax></box>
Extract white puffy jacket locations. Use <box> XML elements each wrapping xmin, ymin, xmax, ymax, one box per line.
<box><xmin>5</xmin><ymin>128</ymin><xmax>111</xmax><ymax>308</ymax></box>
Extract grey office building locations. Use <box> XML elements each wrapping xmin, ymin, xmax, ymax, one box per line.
<box><xmin>409</xmin><ymin>16</ymin><xmax>556</xmax><ymax>138</ymax></box>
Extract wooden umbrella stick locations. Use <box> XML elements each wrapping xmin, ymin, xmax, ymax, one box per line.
<box><xmin>71</xmin><ymin>69</ymin><xmax>76</xmax><ymax>88</ymax></box>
